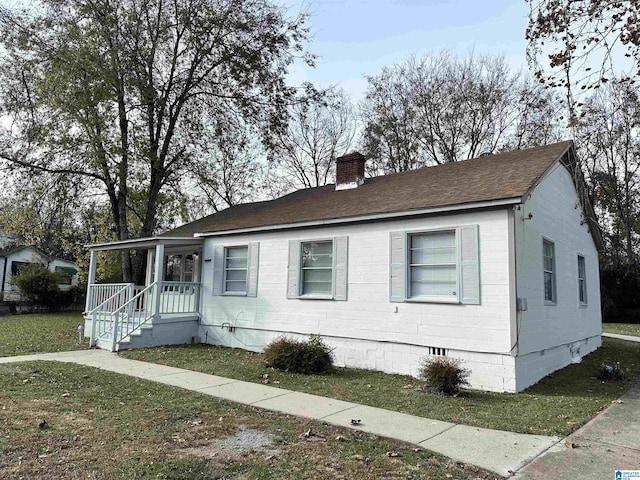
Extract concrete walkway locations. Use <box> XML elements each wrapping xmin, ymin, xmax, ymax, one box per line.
<box><xmin>603</xmin><ymin>332</ymin><xmax>640</xmax><ymax>343</ymax></box>
<box><xmin>516</xmin><ymin>382</ymin><xmax>640</xmax><ymax>479</ymax></box>
<box><xmin>0</xmin><ymin>349</ymin><xmax>560</xmax><ymax>477</ymax></box>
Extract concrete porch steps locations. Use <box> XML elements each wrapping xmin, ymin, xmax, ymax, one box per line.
<box><xmin>90</xmin><ymin>313</ymin><xmax>200</xmax><ymax>351</ymax></box>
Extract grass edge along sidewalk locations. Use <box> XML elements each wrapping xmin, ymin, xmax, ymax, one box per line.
<box><xmin>121</xmin><ymin>337</ymin><xmax>640</xmax><ymax>437</ymax></box>
<box><xmin>0</xmin><ymin>350</ymin><xmax>560</xmax><ymax>477</ymax></box>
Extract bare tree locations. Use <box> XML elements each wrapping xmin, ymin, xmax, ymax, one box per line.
<box><xmin>576</xmin><ymin>80</ymin><xmax>640</xmax><ymax>266</ymax></box>
<box><xmin>273</xmin><ymin>88</ymin><xmax>357</xmax><ymax>189</ymax></box>
<box><xmin>359</xmin><ymin>51</ymin><xmax>561</xmax><ymax>174</ymax></box>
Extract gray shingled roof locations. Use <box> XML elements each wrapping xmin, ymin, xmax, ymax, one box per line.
<box><xmin>164</xmin><ymin>141</ymin><xmax>575</xmax><ymax>237</ymax></box>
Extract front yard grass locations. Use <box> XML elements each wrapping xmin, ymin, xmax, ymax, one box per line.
<box><xmin>0</xmin><ymin>361</ymin><xmax>495</xmax><ymax>479</ymax></box>
<box><xmin>0</xmin><ymin>312</ymin><xmax>87</xmax><ymax>357</ymax></box>
<box><xmin>122</xmin><ymin>337</ymin><xmax>640</xmax><ymax>437</ymax></box>
<box><xmin>602</xmin><ymin>322</ymin><xmax>640</xmax><ymax>337</ymax></box>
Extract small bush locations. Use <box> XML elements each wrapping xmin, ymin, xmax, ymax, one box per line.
<box><xmin>419</xmin><ymin>357</ymin><xmax>470</xmax><ymax>396</ymax></box>
<box><xmin>595</xmin><ymin>361</ymin><xmax>627</xmax><ymax>381</ymax></box>
<box><xmin>264</xmin><ymin>334</ymin><xmax>334</xmax><ymax>374</ymax></box>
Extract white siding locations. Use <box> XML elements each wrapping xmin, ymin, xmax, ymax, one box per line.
<box><xmin>514</xmin><ymin>163</ymin><xmax>602</xmax><ymax>389</ymax></box>
<box><xmin>2</xmin><ymin>248</ymin><xmax>47</xmax><ymax>300</ymax></box>
<box><xmin>199</xmin><ymin>209</ymin><xmax>515</xmax><ymax>391</ymax></box>
<box><xmin>49</xmin><ymin>258</ymin><xmax>80</xmax><ymax>290</ymax></box>
<box><xmin>1</xmin><ymin>249</ymin><xmax>79</xmax><ymax>299</ymax></box>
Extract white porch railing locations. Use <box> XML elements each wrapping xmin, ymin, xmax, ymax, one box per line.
<box><xmin>87</xmin><ymin>283</ymin><xmax>131</xmax><ymax>312</ymax></box>
<box><xmin>87</xmin><ymin>281</ymin><xmax>201</xmax><ymax>351</ymax></box>
<box><xmin>159</xmin><ymin>281</ymin><xmax>201</xmax><ymax>314</ymax></box>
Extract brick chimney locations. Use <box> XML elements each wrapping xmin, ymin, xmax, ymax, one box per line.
<box><xmin>335</xmin><ymin>152</ymin><xmax>365</xmax><ymax>191</ymax></box>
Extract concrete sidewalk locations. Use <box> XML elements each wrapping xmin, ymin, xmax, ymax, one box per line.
<box><xmin>516</xmin><ymin>382</ymin><xmax>640</xmax><ymax>479</ymax></box>
<box><xmin>602</xmin><ymin>332</ymin><xmax>640</xmax><ymax>343</ymax></box>
<box><xmin>0</xmin><ymin>349</ymin><xmax>559</xmax><ymax>477</ymax></box>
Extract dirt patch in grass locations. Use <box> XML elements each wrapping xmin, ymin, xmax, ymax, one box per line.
<box><xmin>1</xmin><ymin>361</ymin><xmax>499</xmax><ymax>480</ymax></box>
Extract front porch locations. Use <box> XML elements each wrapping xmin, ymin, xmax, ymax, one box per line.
<box><xmin>84</xmin><ymin>237</ymin><xmax>204</xmax><ymax>351</ymax></box>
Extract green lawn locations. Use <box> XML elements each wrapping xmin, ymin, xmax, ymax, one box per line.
<box><xmin>0</xmin><ymin>312</ymin><xmax>88</xmax><ymax>357</ymax></box>
<box><xmin>602</xmin><ymin>323</ymin><xmax>640</xmax><ymax>337</ymax></box>
<box><xmin>122</xmin><ymin>338</ymin><xmax>640</xmax><ymax>437</ymax></box>
<box><xmin>0</xmin><ymin>361</ymin><xmax>491</xmax><ymax>479</ymax></box>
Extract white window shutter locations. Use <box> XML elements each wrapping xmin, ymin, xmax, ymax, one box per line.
<box><xmin>212</xmin><ymin>245</ymin><xmax>224</xmax><ymax>296</ymax></box>
<box><xmin>389</xmin><ymin>231</ymin><xmax>406</xmax><ymax>302</ymax></box>
<box><xmin>286</xmin><ymin>240</ymin><xmax>301</xmax><ymax>298</ymax></box>
<box><xmin>247</xmin><ymin>242</ymin><xmax>260</xmax><ymax>297</ymax></box>
<box><xmin>333</xmin><ymin>236</ymin><xmax>348</xmax><ymax>301</ymax></box>
<box><xmin>459</xmin><ymin>225</ymin><xmax>480</xmax><ymax>305</ymax></box>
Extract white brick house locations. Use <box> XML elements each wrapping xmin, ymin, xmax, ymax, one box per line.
<box><xmin>84</xmin><ymin>141</ymin><xmax>603</xmax><ymax>392</ymax></box>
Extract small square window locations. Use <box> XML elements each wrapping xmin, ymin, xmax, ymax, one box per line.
<box><xmin>224</xmin><ymin>246</ymin><xmax>248</xmax><ymax>294</ymax></box>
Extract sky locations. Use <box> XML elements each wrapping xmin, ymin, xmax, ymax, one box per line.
<box><xmin>287</xmin><ymin>0</ymin><xmax>531</xmax><ymax>102</ymax></box>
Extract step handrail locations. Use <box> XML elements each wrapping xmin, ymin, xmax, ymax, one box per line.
<box><xmin>88</xmin><ymin>284</ymin><xmax>133</xmax><ymax>316</ymax></box>
<box><xmin>111</xmin><ymin>281</ymin><xmax>157</xmax><ymax>349</ymax></box>
<box><xmin>89</xmin><ymin>283</ymin><xmax>133</xmax><ymax>346</ymax></box>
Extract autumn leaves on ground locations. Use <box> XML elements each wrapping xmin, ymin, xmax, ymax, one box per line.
<box><xmin>0</xmin><ymin>361</ymin><xmax>497</xmax><ymax>480</ymax></box>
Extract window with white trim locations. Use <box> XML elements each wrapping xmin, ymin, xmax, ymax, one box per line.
<box><xmin>301</xmin><ymin>241</ymin><xmax>333</xmax><ymax>295</ymax></box>
<box><xmin>408</xmin><ymin>231</ymin><xmax>457</xmax><ymax>300</ymax></box>
<box><xmin>543</xmin><ymin>239</ymin><xmax>556</xmax><ymax>303</ymax></box>
<box><xmin>578</xmin><ymin>254</ymin><xmax>587</xmax><ymax>305</ymax></box>
<box><xmin>224</xmin><ymin>246</ymin><xmax>248</xmax><ymax>293</ymax></box>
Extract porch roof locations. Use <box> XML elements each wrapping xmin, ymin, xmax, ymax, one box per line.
<box><xmin>87</xmin><ymin>236</ymin><xmax>203</xmax><ymax>251</ymax></box>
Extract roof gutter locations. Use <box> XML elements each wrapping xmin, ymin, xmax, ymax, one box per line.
<box><xmin>194</xmin><ymin>197</ymin><xmax>522</xmax><ymax>238</ymax></box>
<box><xmin>86</xmin><ymin>236</ymin><xmax>204</xmax><ymax>251</ymax></box>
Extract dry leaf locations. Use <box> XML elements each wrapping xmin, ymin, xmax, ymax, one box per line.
<box><xmin>564</xmin><ymin>441</ymin><xmax>577</xmax><ymax>449</ymax></box>
<box><xmin>612</xmin><ymin>399</ymin><xmax>624</xmax><ymax>404</ymax></box>
<box><xmin>38</xmin><ymin>419</ymin><xmax>48</xmax><ymax>429</ymax></box>
<box><xmin>386</xmin><ymin>451</ymin><xmax>400</xmax><ymax>458</ymax></box>
<box><xmin>335</xmin><ymin>435</ymin><xmax>348</xmax><ymax>442</ymax></box>
<box><xmin>61</xmin><ymin>393</ymin><xmax>70</xmax><ymax>398</ymax></box>
<box><xmin>557</xmin><ymin>414</ymin><xmax>568</xmax><ymax>419</ymax></box>
<box><xmin>402</xmin><ymin>384</ymin><xmax>414</xmax><ymax>389</ymax></box>
<box><xmin>350</xmin><ymin>419</ymin><xmax>361</xmax><ymax>426</ymax></box>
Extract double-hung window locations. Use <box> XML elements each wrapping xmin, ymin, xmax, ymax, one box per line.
<box><xmin>578</xmin><ymin>255</ymin><xmax>587</xmax><ymax>305</ymax></box>
<box><xmin>408</xmin><ymin>231</ymin><xmax>457</xmax><ymax>300</ymax></box>
<box><xmin>389</xmin><ymin>225</ymin><xmax>480</xmax><ymax>304</ymax></box>
<box><xmin>286</xmin><ymin>237</ymin><xmax>348</xmax><ymax>300</ymax></box>
<box><xmin>543</xmin><ymin>239</ymin><xmax>556</xmax><ymax>303</ymax></box>
<box><xmin>224</xmin><ymin>246</ymin><xmax>248</xmax><ymax>293</ymax></box>
<box><xmin>301</xmin><ymin>241</ymin><xmax>333</xmax><ymax>295</ymax></box>
<box><xmin>212</xmin><ymin>242</ymin><xmax>259</xmax><ymax>297</ymax></box>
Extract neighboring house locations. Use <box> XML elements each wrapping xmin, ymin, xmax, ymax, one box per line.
<box><xmin>84</xmin><ymin>140</ymin><xmax>603</xmax><ymax>392</ymax></box>
<box><xmin>0</xmin><ymin>245</ymin><xmax>80</xmax><ymax>301</ymax></box>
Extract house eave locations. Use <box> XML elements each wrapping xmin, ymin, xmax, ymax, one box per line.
<box><xmin>193</xmin><ymin>197</ymin><xmax>522</xmax><ymax>238</ymax></box>
<box><xmin>86</xmin><ymin>236</ymin><xmax>203</xmax><ymax>251</ymax></box>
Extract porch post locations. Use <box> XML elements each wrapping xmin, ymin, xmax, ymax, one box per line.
<box><xmin>153</xmin><ymin>243</ymin><xmax>164</xmax><ymax>318</ymax></box>
<box><xmin>145</xmin><ymin>249</ymin><xmax>154</xmax><ymax>285</ymax></box>
<box><xmin>85</xmin><ymin>250</ymin><xmax>98</xmax><ymax>313</ymax></box>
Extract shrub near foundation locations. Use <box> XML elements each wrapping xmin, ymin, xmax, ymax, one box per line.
<box><xmin>264</xmin><ymin>334</ymin><xmax>334</xmax><ymax>374</ymax></box>
<box><xmin>419</xmin><ymin>357</ymin><xmax>470</xmax><ymax>396</ymax></box>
